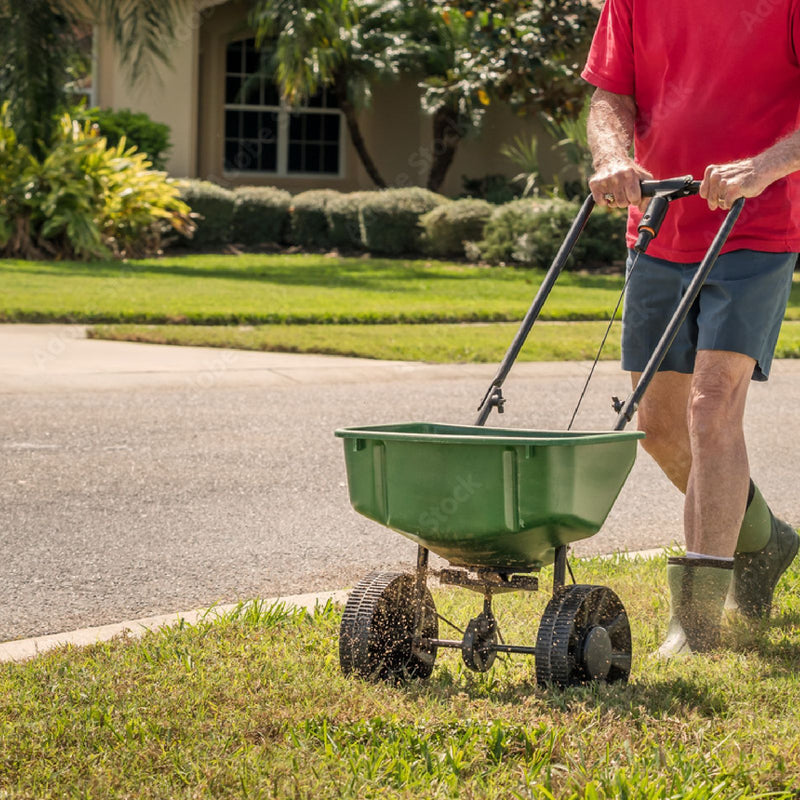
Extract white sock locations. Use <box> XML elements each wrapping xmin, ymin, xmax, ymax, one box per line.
<box><xmin>685</xmin><ymin>551</ymin><xmax>734</xmax><ymax>563</ymax></box>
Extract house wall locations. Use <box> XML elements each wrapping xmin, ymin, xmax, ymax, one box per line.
<box><xmin>95</xmin><ymin>18</ymin><xmax>201</xmax><ymax>177</ymax></box>
<box><xmin>95</xmin><ymin>0</ymin><xmax>565</xmax><ymax>194</ymax></box>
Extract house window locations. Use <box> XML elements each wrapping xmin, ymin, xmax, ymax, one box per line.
<box><xmin>223</xmin><ymin>38</ymin><xmax>343</xmax><ymax>177</ymax></box>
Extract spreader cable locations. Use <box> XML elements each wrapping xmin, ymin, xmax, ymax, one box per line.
<box><xmin>566</xmin><ymin>248</ymin><xmax>643</xmax><ymax>431</ymax></box>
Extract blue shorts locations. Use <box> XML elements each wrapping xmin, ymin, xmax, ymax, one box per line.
<box><xmin>621</xmin><ymin>249</ymin><xmax>796</xmax><ymax>381</ymax></box>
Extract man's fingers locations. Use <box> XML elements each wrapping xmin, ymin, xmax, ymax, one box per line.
<box><xmin>701</xmin><ymin>165</ymin><xmax>722</xmax><ymax>211</ymax></box>
<box><xmin>589</xmin><ymin>165</ymin><xmax>649</xmax><ymax>208</ymax></box>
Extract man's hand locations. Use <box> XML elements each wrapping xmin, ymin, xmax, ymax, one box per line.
<box><xmin>700</xmin><ymin>158</ymin><xmax>772</xmax><ymax>211</ymax></box>
<box><xmin>589</xmin><ymin>159</ymin><xmax>653</xmax><ymax>212</ymax></box>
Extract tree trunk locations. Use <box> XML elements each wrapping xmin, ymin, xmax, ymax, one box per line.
<box><xmin>335</xmin><ymin>75</ymin><xmax>386</xmax><ymax>189</ymax></box>
<box><xmin>427</xmin><ymin>105</ymin><xmax>464</xmax><ymax>193</ymax></box>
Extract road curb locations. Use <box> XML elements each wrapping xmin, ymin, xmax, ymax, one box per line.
<box><xmin>0</xmin><ymin>589</ymin><xmax>349</xmax><ymax>664</ymax></box>
<box><xmin>0</xmin><ymin>548</ymin><xmax>671</xmax><ymax>664</ymax></box>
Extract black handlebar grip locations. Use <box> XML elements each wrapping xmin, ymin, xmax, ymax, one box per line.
<box><xmin>640</xmin><ymin>176</ymin><xmax>701</xmax><ymax>198</ymax></box>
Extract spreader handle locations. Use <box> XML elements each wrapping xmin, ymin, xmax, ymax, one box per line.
<box><xmin>640</xmin><ymin>176</ymin><xmax>701</xmax><ymax>198</ymax></box>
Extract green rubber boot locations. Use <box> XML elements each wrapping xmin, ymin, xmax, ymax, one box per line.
<box><xmin>729</xmin><ymin>485</ymin><xmax>799</xmax><ymax>619</ymax></box>
<box><xmin>657</xmin><ymin>557</ymin><xmax>733</xmax><ymax>658</ymax></box>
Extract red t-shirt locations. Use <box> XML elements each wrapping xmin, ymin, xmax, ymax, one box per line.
<box><xmin>582</xmin><ymin>0</ymin><xmax>800</xmax><ymax>261</ymax></box>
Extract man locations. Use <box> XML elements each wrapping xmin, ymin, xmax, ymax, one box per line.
<box><xmin>582</xmin><ymin>0</ymin><xmax>800</xmax><ymax>655</ymax></box>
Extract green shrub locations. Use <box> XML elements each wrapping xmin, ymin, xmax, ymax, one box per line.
<box><xmin>461</xmin><ymin>174</ymin><xmax>521</xmax><ymax>205</ymax></box>
<box><xmin>360</xmin><ymin>188</ymin><xmax>446</xmax><ymax>256</ymax></box>
<box><xmin>289</xmin><ymin>189</ymin><xmax>340</xmax><ymax>249</ymax></box>
<box><xmin>78</xmin><ymin>107</ymin><xmax>172</xmax><ymax>171</ymax></box>
<box><xmin>82</xmin><ymin>107</ymin><xmax>172</xmax><ymax>170</ymax></box>
<box><xmin>480</xmin><ymin>196</ymin><xmax>626</xmax><ymax>269</ymax></box>
<box><xmin>420</xmin><ymin>199</ymin><xmax>493</xmax><ymax>258</ymax></box>
<box><xmin>0</xmin><ymin>105</ymin><xmax>192</xmax><ymax>260</ymax></box>
<box><xmin>232</xmin><ymin>186</ymin><xmax>291</xmax><ymax>245</ymax></box>
<box><xmin>326</xmin><ymin>191</ymin><xmax>372</xmax><ymax>250</ymax></box>
<box><xmin>178</xmin><ymin>180</ymin><xmax>236</xmax><ymax>248</ymax></box>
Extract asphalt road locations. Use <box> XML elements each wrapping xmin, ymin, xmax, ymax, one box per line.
<box><xmin>2</xmin><ymin>326</ymin><xmax>799</xmax><ymax>642</ymax></box>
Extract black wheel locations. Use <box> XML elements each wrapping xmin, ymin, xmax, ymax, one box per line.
<box><xmin>535</xmin><ymin>584</ymin><xmax>631</xmax><ymax>688</ymax></box>
<box><xmin>339</xmin><ymin>571</ymin><xmax>438</xmax><ymax>681</ymax></box>
<box><xmin>461</xmin><ymin>612</ymin><xmax>498</xmax><ymax>672</ymax></box>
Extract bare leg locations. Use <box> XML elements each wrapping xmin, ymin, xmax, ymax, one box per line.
<box><xmin>633</xmin><ymin>352</ymin><xmax>753</xmax><ymax>555</ymax></box>
<box><xmin>684</xmin><ymin>350</ymin><xmax>754</xmax><ymax>557</ymax></box>
<box><xmin>631</xmin><ymin>370</ymin><xmax>692</xmax><ymax>492</ymax></box>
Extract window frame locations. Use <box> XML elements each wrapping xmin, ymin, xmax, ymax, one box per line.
<box><xmin>222</xmin><ymin>37</ymin><xmax>345</xmax><ymax>180</ymax></box>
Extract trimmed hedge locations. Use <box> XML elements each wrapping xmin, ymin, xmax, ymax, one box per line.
<box><xmin>360</xmin><ymin>188</ymin><xmax>446</xmax><ymax>256</ymax></box>
<box><xmin>289</xmin><ymin>189</ymin><xmax>340</xmax><ymax>249</ymax></box>
<box><xmin>327</xmin><ymin>191</ymin><xmax>372</xmax><ymax>250</ymax></box>
<box><xmin>179</xmin><ymin>180</ymin><xmax>236</xmax><ymax>248</ymax></box>
<box><xmin>479</xmin><ymin>197</ymin><xmax>625</xmax><ymax>269</ymax></box>
<box><xmin>232</xmin><ymin>186</ymin><xmax>291</xmax><ymax>245</ymax></box>
<box><xmin>420</xmin><ymin>198</ymin><xmax>493</xmax><ymax>258</ymax></box>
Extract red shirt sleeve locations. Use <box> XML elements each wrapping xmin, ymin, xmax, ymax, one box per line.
<box><xmin>581</xmin><ymin>0</ymin><xmax>635</xmax><ymax>96</ymax></box>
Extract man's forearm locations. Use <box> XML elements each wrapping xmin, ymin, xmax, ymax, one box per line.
<box><xmin>587</xmin><ymin>88</ymin><xmax>650</xmax><ymax>208</ymax></box>
<box><xmin>754</xmin><ymin>127</ymin><xmax>800</xmax><ymax>185</ymax></box>
<box><xmin>701</xmin><ymin>126</ymin><xmax>800</xmax><ymax>210</ymax></box>
<box><xmin>587</xmin><ymin>88</ymin><xmax>637</xmax><ymax>169</ymax></box>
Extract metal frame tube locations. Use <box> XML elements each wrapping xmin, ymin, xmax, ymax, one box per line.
<box><xmin>474</xmin><ymin>194</ymin><xmax>596</xmax><ymax>426</ymax></box>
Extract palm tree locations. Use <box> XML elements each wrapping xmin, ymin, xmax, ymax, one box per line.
<box><xmin>249</xmin><ymin>0</ymin><xmax>397</xmax><ymax>188</ymax></box>
<box><xmin>0</xmin><ymin>0</ymin><xmax>187</xmax><ymax>154</ymax></box>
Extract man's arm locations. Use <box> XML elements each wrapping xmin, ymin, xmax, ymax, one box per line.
<box><xmin>587</xmin><ymin>88</ymin><xmax>651</xmax><ymax>209</ymax></box>
<box><xmin>702</xmin><ymin>129</ymin><xmax>800</xmax><ymax>211</ymax></box>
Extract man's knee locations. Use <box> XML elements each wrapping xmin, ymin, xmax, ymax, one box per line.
<box><xmin>689</xmin><ymin>352</ymin><xmax>753</xmax><ymax>439</ymax></box>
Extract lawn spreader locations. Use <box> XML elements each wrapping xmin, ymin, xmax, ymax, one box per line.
<box><xmin>335</xmin><ymin>177</ymin><xmax>746</xmax><ymax>688</ymax></box>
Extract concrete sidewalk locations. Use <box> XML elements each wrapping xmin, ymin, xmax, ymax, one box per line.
<box><xmin>0</xmin><ymin>324</ymin><xmax>621</xmax><ymax>393</ymax></box>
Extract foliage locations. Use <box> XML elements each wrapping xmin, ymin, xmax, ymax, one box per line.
<box><xmin>419</xmin><ymin>1</ymin><xmax>599</xmax><ymax>133</ymax></box>
<box><xmin>542</xmin><ymin>97</ymin><xmax>594</xmax><ymax>198</ymax></box>
<box><xmin>232</xmin><ymin>186</ymin><xmax>292</xmax><ymax>245</ymax></box>
<box><xmin>81</xmin><ymin>107</ymin><xmax>172</xmax><ymax>170</ymax></box>
<box><xmin>501</xmin><ymin>135</ymin><xmax>540</xmax><ymax>198</ymax></box>
<box><xmin>392</xmin><ymin>0</ymin><xmax>599</xmax><ymax>189</ymax></box>
<box><xmin>0</xmin><ymin>0</ymin><xmax>73</xmax><ymax>156</ymax></box>
<box><xmin>461</xmin><ymin>174</ymin><xmax>521</xmax><ymax>205</ymax></box>
<box><xmin>360</xmin><ymin>188</ymin><xmax>446</xmax><ymax>255</ymax></box>
<box><xmin>480</xmin><ymin>197</ymin><xmax>626</xmax><ymax>269</ymax></box>
<box><xmin>178</xmin><ymin>180</ymin><xmax>236</xmax><ymax>248</ymax></box>
<box><xmin>249</xmin><ymin>0</ymin><xmax>403</xmax><ymax>187</ymax></box>
<box><xmin>0</xmin><ymin>0</ymin><xmax>187</xmax><ymax>153</ymax></box>
<box><xmin>0</xmin><ymin>106</ymin><xmax>192</xmax><ymax>260</ymax></box>
<box><xmin>420</xmin><ymin>198</ymin><xmax>493</xmax><ymax>258</ymax></box>
<box><xmin>326</xmin><ymin>191</ymin><xmax>372</xmax><ymax>250</ymax></box>
<box><xmin>289</xmin><ymin>189</ymin><xmax>341</xmax><ymax>249</ymax></box>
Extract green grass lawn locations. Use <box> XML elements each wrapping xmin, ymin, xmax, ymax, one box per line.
<box><xmin>90</xmin><ymin>319</ymin><xmax>800</xmax><ymax>363</ymax></box>
<box><xmin>2</xmin><ymin>555</ymin><xmax>799</xmax><ymax>799</ymax></box>
<box><xmin>0</xmin><ymin>254</ymin><xmax>638</xmax><ymax>324</ymax></box>
<box><xmin>7</xmin><ymin>253</ymin><xmax>800</xmax><ymax>363</ymax></box>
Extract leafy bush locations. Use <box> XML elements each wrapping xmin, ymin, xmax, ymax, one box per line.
<box><xmin>461</xmin><ymin>174</ymin><xmax>521</xmax><ymax>205</ymax></box>
<box><xmin>178</xmin><ymin>180</ymin><xmax>236</xmax><ymax>248</ymax></box>
<box><xmin>420</xmin><ymin>199</ymin><xmax>493</xmax><ymax>258</ymax></box>
<box><xmin>326</xmin><ymin>191</ymin><xmax>372</xmax><ymax>250</ymax></box>
<box><xmin>480</xmin><ymin>196</ymin><xmax>626</xmax><ymax>269</ymax></box>
<box><xmin>232</xmin><ymin>186</ymin><xmax>291</xmax><ymax>245</ymax></box>
<box><xmin>289</xmin><ymin>189</ymin><xmax>340</xmax><ymax>249</ymax></box>
<box><xmin>82</xmin><ymin>107</ymin><xmax>172</xmax><ymax>170</ymax></box>
<box><xmin>0</xmin><ymin>105</ymin><xmax>193</xmax><ymax>260</ymax></box>
<box><xmin>360</xmin><ymin>188</ymin><xmax>446</xmax><ymax>256</ymax></box>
